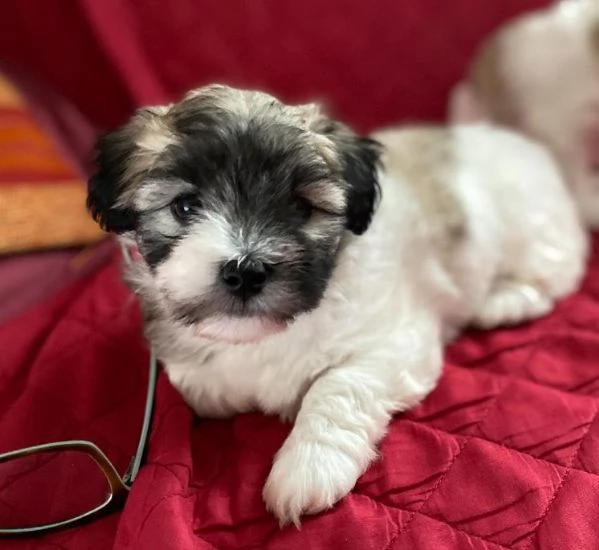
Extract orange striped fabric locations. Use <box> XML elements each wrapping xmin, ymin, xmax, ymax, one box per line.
<box><xmin>0</xmin><ymin>74</ymin><xmax>105</xmax><ymax>254</ymax></box>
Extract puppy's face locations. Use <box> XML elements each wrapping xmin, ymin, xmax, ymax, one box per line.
<box><xmin>88</xmin><ymin>85</ymin><xmax>380</xmax><ymax>343</ymax></box>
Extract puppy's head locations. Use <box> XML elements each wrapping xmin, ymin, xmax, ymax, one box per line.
<box><xmin>88</xmin><ymin>84</ymin><xmax>381</xmax><ymax>343</ymax></box>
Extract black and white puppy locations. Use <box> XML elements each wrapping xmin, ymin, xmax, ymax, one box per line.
<box><xmin>88</xmin><ymin>84</ymin><xmax>586</xmax><ymax>526</ymax></box>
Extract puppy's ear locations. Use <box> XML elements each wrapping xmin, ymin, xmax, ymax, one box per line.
<box><xmin>87</xmin><ymin>128</ymin><xmax>138</xmax><ymax>233</ymax></box>
<box><xmin>335</xmin><ymin>130</ymin><xmax>382</xmax><ymax>235</ymax></box>
<box><xmin>87</xmin><ymin>107</ymin><xmax>172</xmax><ymax>233</ymax></box>
<box><xmin>304</xmin><ymin>107</ymin><xmax>382</xmax><ymax>235</ymax></box>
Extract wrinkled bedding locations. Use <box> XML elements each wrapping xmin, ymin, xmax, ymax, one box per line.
<box><xmin>3</xmin><ymin>0</ymin><xmax>597</xmax><ymax>548</ymax></box>
<box><xmin>2</xmin><ymin>238</ymin><xmax>599</xmax><ymax>550</ymax></box>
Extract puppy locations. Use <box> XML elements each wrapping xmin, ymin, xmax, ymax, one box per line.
<box><xmin>450</xmin><ymin>0</ymin><xmax>599</xmax><ymax>227</ymax></box>
<box><xmin>87</xmin><ymin>85</ymin><xmax>587</xmax><ymax>526</ymax></box>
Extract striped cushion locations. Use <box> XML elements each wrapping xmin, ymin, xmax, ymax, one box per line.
<box><xmin>0</xmin><ymin>73</ymin><xmax>104</xmax><ymax>254</ymax></box>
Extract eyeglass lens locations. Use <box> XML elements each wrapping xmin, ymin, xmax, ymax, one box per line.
<box><xmin>0</xmin><ymin>450</ymin><xmax>112</xmax><ymax>530</ymax></box>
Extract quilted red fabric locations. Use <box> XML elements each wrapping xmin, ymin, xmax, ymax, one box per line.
<box><xmin>2</xmin><ymin>240</ymin><xmax>599</xmax><ymax>550</ymax></box>
<box><xmin>4</xmin><ymin>0</ymin><xmax>598</xmax><ymax>549</ymax></box>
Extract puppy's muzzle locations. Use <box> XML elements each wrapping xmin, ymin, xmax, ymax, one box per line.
<box><xmin>220</xmin><ymin>258</ymin><xmax>273</xmax><ymax>299</ymax></box>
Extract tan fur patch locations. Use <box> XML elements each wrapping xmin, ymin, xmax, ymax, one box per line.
<box><xmin>297</xmin><ymin>181</ymin><xmax>346</xmax><ymax>214</ymax></box>
<box><xmin>137</xmin><ymin>107</ymin><xmax>176</xmax><ymax>155</ymax></box>
<box><xmin>590</xmin><ymin>18</ymin><xmax>599</xmax><ymax>59</ymax></box>
<box><xmin>372</xmin><ymin>127</ymin><xmax>466</xmax><ymax>257</ymax></box>
<box><xmin>303</xmin><ymin>212</ymin><xmax>344</xmax><ymax>242</ymax></box>
<box><xmin>117</xmin><ymin>107</ymin><xmax>177</xmax><ymax>206</ymax></box>
<box><xmin>183</xmin><ymin>85</ymin><xmax>284</xmax><ymax>122</ymax></box>
<box><xmin>469</xmin><ymin>31</ymin><xmax>520</xmax><ymax>127</ymax></box>
<box><xmin>116</xmin><ymin>86</ymin><xmax>349</xmax><ymax>212</ymax></box>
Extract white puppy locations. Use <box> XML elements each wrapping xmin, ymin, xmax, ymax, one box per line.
<box><xmin>87</xmin><ymin>85</ymin><xmax>587</xmax><ymax>526</ymax></box>
<box><xmin>450</xmin><ymin>0</ymin><xmax>599</xmax><ymax>227</ymax></box>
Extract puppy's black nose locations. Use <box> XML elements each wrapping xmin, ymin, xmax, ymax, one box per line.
<box><xmin>220</xmin><ymin>259</ymin><xmax>269</xmax><ymax>297</ymax></box>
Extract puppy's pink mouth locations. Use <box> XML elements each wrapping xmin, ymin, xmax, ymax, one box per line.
<box><xmin>196</xmin><ymin>316</ymin><xmax>288</xmax><ymax>344</ymax></box>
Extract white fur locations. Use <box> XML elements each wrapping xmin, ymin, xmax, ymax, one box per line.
<box><xmin>459</xmin><ymin>0</ymin><xmax>599</xmax><ymax>227</ymax></box>
<box><xmin>136</xmin><ymin>125</ymin><xmax>587</xmax><ymax>526</ymax></box>
<box><xmin>504</xmin><ymin>1</ymin><xmax>599</xmax><ymax>226</ymax></box>
<box><xmin>196</xmin><ymin>316</ymin><xmax>287</xmax><ymax>343</ymax></box>
<box><xmin>153</xmin><ymin>209</ymin><xmax>305</xmax><ymax>308</ymax></box>
<box><xmin>154</xmin><ymin>211</ymin><xmax>236</xmax><ymax>302</ymax></box>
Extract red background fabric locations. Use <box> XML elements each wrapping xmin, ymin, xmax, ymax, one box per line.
<box><xmin>4</xmin><ymin>1</ymin><xmax>598</xmax><ymax>549</ymax></box>
<box><xmin>0</xmin><ymin>0</ymin><xmax>547</xmax><ymax>130</ymax></box>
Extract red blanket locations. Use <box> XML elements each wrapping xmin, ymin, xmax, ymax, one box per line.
<box><xmin>4</xmin><ymin>0</ymin><xmax>598</xmax><ymax>548</ymax></box>
<box><xmin>2</xmin><ymin>239</ymin><xmax>599</xmax><ymax>550</ymax></box>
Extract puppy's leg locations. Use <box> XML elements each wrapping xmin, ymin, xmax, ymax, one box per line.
<box><xmin>472</xmin><ymin>232</ymin><xmax>587</xmax><ymax>330</ymax></box>
<box><xmin>262</xmin><ymin>346</ymin><xmax>441</xmax><ymax>526</ymax></box>
<box><xmin>472</xmin><ymin>278</ymin><xmax>554</xmax><ymax>329</ymax></box>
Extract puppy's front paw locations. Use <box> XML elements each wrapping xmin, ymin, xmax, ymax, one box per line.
<box><xmin>263</xmin><ymin>440</ymin><xmax>362</xmax><ymax>527</ymax></box>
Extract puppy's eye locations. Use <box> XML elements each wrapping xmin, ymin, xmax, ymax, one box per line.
<box><xmin>295</xmin><ymin>197</ymin><xmax>314</xmax><ymax>220</ymax></box>
<box><xmin>171</xmin><ymin>195</ymin><xmax>200</xmax><ymax>221</ymax></box>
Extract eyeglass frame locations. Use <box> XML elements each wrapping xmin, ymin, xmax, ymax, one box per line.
<box><xmin>0</xmin><ymin>350</ymin><xmax>157</xmax><ymax>537</ymax></box>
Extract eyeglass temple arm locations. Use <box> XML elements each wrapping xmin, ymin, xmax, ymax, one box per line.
<box><xmin>121</xmin><ymin>240</ymin><xmax>159</xmax><ymax>486</ymax></box>
<box><xmin>123</xmin><ymin>351</ymin><xmax>158</xmax><ymax>486</ymax></box>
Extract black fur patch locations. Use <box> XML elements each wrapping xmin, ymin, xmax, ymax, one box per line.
<box><xmin>315</xmin><ymin>120</ymin><xmax>382</xmax><ymax>235</ymax></box>
<box><xmin>137</xmin><ymin>229</ymin><xmax>181</xmax><ymax>269</ymax></box>
<box><xmin>340</xmin><ymin>136</ymin><xmax>382</xmax><ymax>235</ymax></box>
<box><xmin>87</xmin><ymin>86</ymin><xmax>382</xmax><ymax>324</ymax></box>
<box><xmin>87</xmin><ymin>128</ymin><xmax>139</xmax><ymax>233</ymax></box>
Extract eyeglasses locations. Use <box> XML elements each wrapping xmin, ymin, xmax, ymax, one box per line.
<box><xmin>0</xmin><ymin>350</ymin><xmax>158</xmax><ymax>537</ymax></box>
